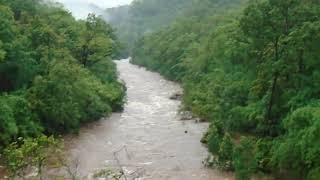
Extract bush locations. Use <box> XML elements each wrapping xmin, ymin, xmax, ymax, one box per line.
<box><xmin>0</xmin><ymin>97</ymin><xmax>17</xmax><ymax>145</ymax></box>
<box><xmin>227</xmin><ymin>103</ymin><xmax>264</xmax><ymax>133</ymax></box>
<box><xmin>3</xmin><ymin>135</ymin><xmax>61</xmax><ymax>179</ymax></box>
<box><xmin>217</xmin><ymin>133</ymin><xmax>234</xmax><ymax>170</ymax></box>
<box><xmin>308</xmin><ymin>168</ymin><xmax>320</xmax><ymax>180</ymax></box>
<box><xmin>28</xmin><ymin>59</ymin><xmax>121</xmax><ymax>133</ymax></box>
<box><xmin>89</xmin><ymin>60</ymin><xmax>126</xmax><ymax>111</ymax></box>
<box><xmin>206</xmin><ymin>123</ymin><xmax>224</xmax><ymax>155</ymax></box>
<box><xmin>233</xmin><ymin>137</ymin><xmax>257</xmax><ymax>180</ymax></box>
<box><xmin>271</xmin><ymin>103</ymin><xmax>320</xmax><ymax>178</ymax></box>
<box><xmin>0</xmin><ymin>94</ymin><xmax>42</xmax><ymax>146</ymax></box>
<box><xmin>204</xmin><ymin>123</ymin><xmax>234</xmax><ymax>170</ymax></box>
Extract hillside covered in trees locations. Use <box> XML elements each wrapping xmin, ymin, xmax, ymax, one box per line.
<box><xmin>0</xmin><ymin>0</ymin><xmax>125</xmax><ymax>146</ymax></box>
<box><xmin>130</xmin><ymin>0</ymin><xmax>320</xmax><ymax>179</ymax></box>
<box><xmin>104</xmin><ymin>0</ymin><xmax>194</xmax><ymax>51</ymax></box>
<box><xmin>1</xmin><ymin>0</ymin><xmax>320</xmax><ymax>179</ymax></box>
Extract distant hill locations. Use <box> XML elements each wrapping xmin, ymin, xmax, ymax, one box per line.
<box><xmin>104</xmin><ymin>0</ymin><xmax>194</xmax><ymax>51</ymax></box>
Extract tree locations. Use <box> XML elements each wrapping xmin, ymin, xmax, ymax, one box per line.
<box><xmin>0</xmin><ymin>0</ymin><xmax>125</xmax><ymax>146</ymax></box>
<box><xmin>130</xmin><ymin>0</ymin><xmax>320</xmax><ymax>178</ymax></box>
<box><xmin>76</xmin><ymin>14</ymin><xmax>114</xmax><ymax>67</ymax></box>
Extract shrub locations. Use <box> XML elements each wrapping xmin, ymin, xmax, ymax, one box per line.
<box><xmin>233</xmin><ymin>137</ymin><xmax>257</xmax><ymax>180</ymax></box>
<box><xmin>217</xmin><ymin>133</ymin><xmax>234</xmax><ymax>170</ymax></box>
<box><xmin>0</xmin><ymin>94</ymin><xmax>42</xmax><ymax>146</ymax></box>
<box><xmin>3</xmin><ymin>135</ymin><xmax>60</xmax><ymax>179</ymax></box>
<box><xmin>271</xmin><ymin>103</ymin><xmax>320</xmax><ymax>178</ymax></box>
<box><xmin>28</xmin><ymin>60</ymin><xmax>120</xmax><ymax>133</ymax></box>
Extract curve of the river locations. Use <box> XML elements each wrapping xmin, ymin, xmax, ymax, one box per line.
<box><xmin>63</xmin><ymin>59</ymin><xmax>232</xmax><ymax>180</ymax></box>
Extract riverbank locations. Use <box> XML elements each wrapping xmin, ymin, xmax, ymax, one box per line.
<box><xmin>0</xmin><ymin>166</ymin><xmax>4</xmax><ymax>179</ymax></box>
<box><xmin>0</xmin><ymin>59</ymin><xmax>232</xmax><ymax>179</ymax></box>
<box><xmin>58</xmin><ymin>59</ymin><xmax>233</xmax><ymax>179</ymax></box>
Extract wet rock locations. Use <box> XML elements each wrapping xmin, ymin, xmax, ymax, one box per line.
<box><xmin>91</xmin><ymin>168</ymin><xmax>125</xmax><ymax>180</ymax></box>
<box><xmin>195</xmin><ymin>117</ymin><xmax>206</xmax><ymax>123</ymax></box>
<box><xmin>180</xmin><ymin>111</ymin><xmax>193</xmax><ymax>121</ymax></box>
<box><xmin>169</xmin><ymin>93</ymin><xmax>182</xmax><ymax>100</ymax></box>
<box><xmin>199</xmin><ymin>118</ymin><xmax>207</xmax><ymax>122</ymax></box>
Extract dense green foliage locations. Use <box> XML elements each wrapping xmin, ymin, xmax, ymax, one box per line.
<box><xmin>0</xmin><ymin>0</ymin><xmax>125</xmax><ymax>146</ymax></box>
<box><xmin>3</xmin><ymin>136</ymin><xmax>61</xmax><ymax>179</ymax></box>
<box><xmin>132</xmin><ymin>0</ymin><xmax>320</xmax><ymax>179</ymax></box>
<box><xmin>104</xmin><ymin>0</ymin><xmax>194</xmax><ymax>51</ymax></box>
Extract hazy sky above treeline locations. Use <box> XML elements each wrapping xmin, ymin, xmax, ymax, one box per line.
<box><xmin>55</xmin><ymin>0</ymin><xmax>134</xmax><ymax>19</ymax></box>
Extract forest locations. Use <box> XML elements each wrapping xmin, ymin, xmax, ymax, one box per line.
<box><xmin>129</xmin><ymin>0</ymin><xmax>320</xmax><ymax>179</ymax></box>
<box><xmin>104</xmin><ymin>0</ymin><xmax>194</xmax><ymax>51</ymax></box>
<box><xmin>0</xmin><ymin>0</ymin><xmax>125</xmax><ymax>167</ymax></box>
<box><xmin>1</xmin><ymin>0</ymin><xmax>320</xmax><ymax>179</ymax></box>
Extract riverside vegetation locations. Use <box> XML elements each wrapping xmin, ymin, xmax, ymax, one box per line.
<box><xmin>1</xmin><ymin>0</ymin><xmax>320</xmax><ymax>179</ymax></box>
<box><xmin>0</xmin><ymin>0</ymin><xmax>126</xmax><ymax>178</ymax></box>
<box><xmin>121</xmin><ymin>0</ymin><xmax>320</xmax><ymax>179</ymax></box>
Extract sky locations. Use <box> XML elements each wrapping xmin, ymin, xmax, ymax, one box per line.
<box><xmin>55</xmin><ymin>0</ymin><xmax>133</xmax><ymax>19</ymax></box>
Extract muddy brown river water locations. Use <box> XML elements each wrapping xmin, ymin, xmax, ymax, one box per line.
<box><xmin>0</xmin><ymin>59</ymin><xmax>233</xmax><ymax>180</ymax></box>
<box><xmin>61</xmin><ymin>59</ymin><xmax>233</xmax><ymax>180</ymax></box>
<box><xmin>0</xmin><ymin>58</ymin><xmax>230</xmax><ymax>180</ymax></box>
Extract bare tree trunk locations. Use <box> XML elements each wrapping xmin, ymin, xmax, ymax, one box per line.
<box><xmin>266</xmin><ymin>38</ymin><xmax>279</xmax><ymax>134</ymax></box>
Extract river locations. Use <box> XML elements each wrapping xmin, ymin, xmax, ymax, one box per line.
<box><xmin>58</xmin><ymin>59</ymin><xmax>232</xmax><ymax>180</ymax></box>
